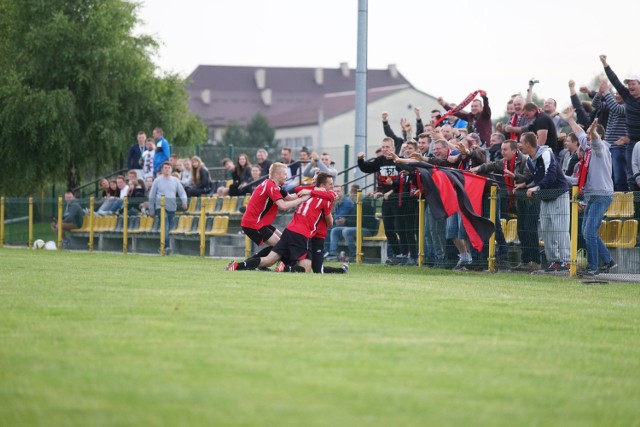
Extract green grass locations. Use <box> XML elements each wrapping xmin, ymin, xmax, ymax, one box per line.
<box><xmin>1</xmin><ymin>248</ymin><xmax>639</xmax><ymax>426</ymax></box>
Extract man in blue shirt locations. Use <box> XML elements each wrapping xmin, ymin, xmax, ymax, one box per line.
<box><xmin>152</xmin><ymin>127</ymin><xmax>171</xmax><ymax>175</ymax></box>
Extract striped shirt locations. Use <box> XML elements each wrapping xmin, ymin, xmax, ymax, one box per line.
<box><xmin>605</xmin><ymin>66</ymin><xmax>640</xmax><ymax>141</ymax></box>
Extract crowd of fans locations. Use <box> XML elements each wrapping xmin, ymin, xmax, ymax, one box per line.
<box><xmin>62</xmin><ymin>55</ymin><xmax>639</xmax><ymax>275</ymax></box>
<box><xmin>353</xmin><ymin>54</ymin><xmax>639</xmax><ymax>277</ymax></box>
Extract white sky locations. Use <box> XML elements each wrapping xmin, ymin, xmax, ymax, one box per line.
<box><xmin>137</xmin><ymin>0</ymin><xmax>638</xmax><ymax>117</ymax></box>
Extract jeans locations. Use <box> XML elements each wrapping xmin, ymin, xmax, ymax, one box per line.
<box><xmin>328</xmin><ymin>226</ymin><xmax>348</xmax><ymax>255</ymax></box>
<box><xmin>582</xmin><ymin>194</ymin><xmax>613</xmax><ymax>271</ymax></box>
<box><xmin>610</xmin><ymin>146</ymin><xmax>628</xmax><ymax>191</ymax></box>
<box><xmin>342</xmin><ymin>227</ymin><xmax>373</xmax><ymax>256</ymax></box>
<box><xmin>163</xmin><ymin>210</ymin><xmax>176</xmax><ymax>248</ymax></box>
<box><xmin>328</xmin><ymin>226</ymin><xmax>374</xmax><ymax>256</ymax></box>
<box><xmin>425</xmin><ymin>204</ymin><xmax>446</xmax><ymax>262</ymax></box>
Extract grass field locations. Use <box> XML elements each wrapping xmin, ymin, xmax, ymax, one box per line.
<box><xmin>1</xmin><ymin>248</ymin><xmax>639</xmax><ymax>426</ymax></box>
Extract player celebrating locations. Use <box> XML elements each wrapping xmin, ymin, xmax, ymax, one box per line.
<box><xmin>227</xmin><ymin>172</ymin><xmax>334</xmax><ymax>272</ymax></box>
<box><xmin>239</xmin><ymin>162</ymin><xmax>311</xmax><ymax>264</ymax></box>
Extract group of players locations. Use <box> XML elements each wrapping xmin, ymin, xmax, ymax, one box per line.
<box><xmin>226</xmin><ymin>162</ymin><xmax>349</xmax><ymax>274</ymax></box>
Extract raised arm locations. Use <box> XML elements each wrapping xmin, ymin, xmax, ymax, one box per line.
<box><xmin>560</xmin><ymin>107</ymin><xmax>585</xmax><ymax>137</ymax></box>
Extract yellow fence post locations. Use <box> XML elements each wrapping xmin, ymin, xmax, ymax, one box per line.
<box><xmin>0</xmin><ymin>196</ymin><xmax>4</xmax><ymax>247</ymax></box>
<box><xmin>28</xmin><ymin>197</ymin><xmax>33</xmax><ymax>249</ymax></box>
<box><xmin>488</xmin><ymin>185</ymin><xmax>497</xmax><ymax>272</ymax></box>
<box><xmin>356</xmin><ymin>191</ymin><xmax>362</xmax><ymax>265</ymax></box>
<box><xmin>57</xmin><ymin>196</ymin><xmax>63</xmax><ymax>249</ymax></box>
<box><xmin>200</xmin><ymin>197</ymin><xmax>206</xmax><ymax>257</ymax></box>
<box><xmin>160</xmin><ymin>196</ymin><xmax>166</xmax><ymax>256</ymax></box>
<box><xmin>418</xmin><ymin>197</ymin><xmax>425</xmax><ymax>267</ymax></box>
<box><xmin>89</xmin><ymin>197</ymin><xmax>95</xmax><ymax>253</ymax></box>
<box><xmin>123</xmin><ymin>197</ymin><xmax>128</xmax><ymax>255</ymax></box>
<box><xmin>570</xmin><ymin>186</ymin><xmax>579</xmax><ymax>277</ymax></box>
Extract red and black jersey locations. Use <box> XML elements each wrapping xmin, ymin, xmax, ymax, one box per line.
<box><xmin>240</xmin><ymin>179</ymin><xmax>287</xmax><ymax>229</ymax></box>
<box><xmin>293</xmin><ymin>186</ymin><xmax>335</xmax><ymax>238</ymax></box>
<box><xmin>357</xmin><ymin>156</ymin><xmax>400</xmax><ymax>193</ymax></box>
<box><xmin>286</xmin><ymin>196</ymin><xmax>333</xmax><ymax>239</ymax></box>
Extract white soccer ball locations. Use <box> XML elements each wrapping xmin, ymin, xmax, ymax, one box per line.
<box><xmin>44</xmin><ymin>241</ymin><xmax>57</xmax><ymax>250</ymax></box>
<box><xmin>33</xmin><ymin>239</ymin><xmax>45</xmax><ymax>249</ymax></box>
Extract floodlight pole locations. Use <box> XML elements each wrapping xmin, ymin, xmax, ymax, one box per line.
<box><xmin>354</xmin><ymin>0</ymin><xmax>367</xmax><ymax>182</ymax></box>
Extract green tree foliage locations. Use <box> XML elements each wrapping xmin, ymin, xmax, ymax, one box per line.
<box><xmin>246</xmin><ymin>112</ymin><xmax>276</xmax><ymax>149</ymax></box>
<box><xmin>221</xmin><ymin>113</ymin><xmax>275</xmax><ymax>150</ymax></box>
<box><xmin>0</xmin><ymin>0</ymin><xmax>205</xmax><ymax>195</ymax></box>
<box><xmin>221</xmin><ymin>122</ymin><xmax>249</xmax><ymax>147</ymax></box>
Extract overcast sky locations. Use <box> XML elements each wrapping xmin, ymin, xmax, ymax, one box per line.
<box><xmin>136</xmin><ymin>0</ymin><xmax>637</xmax><ymax>118</ymax></box>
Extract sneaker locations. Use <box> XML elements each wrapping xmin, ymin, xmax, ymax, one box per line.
<box><xmin>274</xmin><ymin>261</ymin><xmax>286</xmax><ymax>272</ymax></box>
<box><xmin>544</xmin><ymin>261</ymin><xmax>562</xmax><ymax>272</ymax></box>
<box><xmin>385</xmin><ymin>257</ymin><xmax>400</xmax><ymax>265</ymax></box>
<box><xmin>545</xmin><ymin>261</ymin><xmax>569</xmax><ymax>272</ymax></box>
<box><xmin>226</xmin><ymin>261</ymin><xmax>238</xmax><ymax>271</ymax></box>
<box><xmin>165</xmin><ymin>247</ymin><xmax>172</xmax><ymax>256</ymax></box>
<box><xmin>341</xmin><ymin>263</ymin><xmax>349</xmax><ymax>273</ymax></box>
<box><xmin>580</xmin><ymin>269</ymin><xmax>600</xmax><ymax>277</ymax></box>
<box><xmin>453</xmin><ymin>257</ymin><xmax>467</xmax><ymax>271</ymax></box>
<box><xmin>463</xmin><ymin>252</ymin><xmax>473</xmax><ymax>265</ymax></box>
<box><xmin>599</xmin><ymin>260</ymin><xmax>617</xmax><ymax>273</ymax></box>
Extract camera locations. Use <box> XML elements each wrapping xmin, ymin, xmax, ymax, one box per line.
<box><xmin>529</xmin><ymin>78</ymin><xmax>540</xmax><ymax>85</ymax></box>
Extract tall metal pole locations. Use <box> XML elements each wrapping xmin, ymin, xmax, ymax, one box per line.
<box><xmin>317</xmin><ymin>105</ymin><xmax>324</xmax><ymax>152</ymax></box>
<box><xmin>354</xmin><ymin>0</ymin><xmax>368</xmax><ymax>181</ymax></box>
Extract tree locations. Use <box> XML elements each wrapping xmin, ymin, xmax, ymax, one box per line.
<box><xmin>0</xmin><ymin>0</ymin><xmax>205</xmax><ymax>195</ymax></box>
<box><xmin>221</xmin><ymin>122</ymin><xmax>249</xmax><ymax>147</ymax></box>
<box><xmin>220</xmin><ymin>113</ymin><xmax>275</xmax><ymax>150</ymax></box>
<box><xmin>246</xmin><ymin>112</ymin><xmax>276</xmax><ymax>149</ymax></box>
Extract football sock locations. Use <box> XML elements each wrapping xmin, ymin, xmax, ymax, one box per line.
<box><xmin>238</xmin><ymin>257</ymin><xmax>260</xmax><ymax>270</ymax></box>
<box><xmin>321</xmin><ymin>265</ymin><xmax>346</xmax><ymax>274</ymax></box>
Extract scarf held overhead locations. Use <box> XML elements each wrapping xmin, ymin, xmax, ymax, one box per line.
<box><xmin>434</xmin><ymin>90</ymin><xmax>480</xmax><ymax>127</ymax></box>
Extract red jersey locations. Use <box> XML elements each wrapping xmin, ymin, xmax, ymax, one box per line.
<box><xmin>293</xmin><ymin>186</ymin><xmax>335</xmax><ymax>238</ymax></box>
<box><xmin>286</xmin><ymin>196</ymin><xmax>333</xmax><ymax>239</ymax></box>
<box><xmin>241</xmin><ymin>179</ymin><xmax>286</xmax><ymax>229</ymax></box>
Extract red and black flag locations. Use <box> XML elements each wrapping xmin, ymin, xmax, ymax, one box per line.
<box><xmin>403</xmin><ymin>162</ymin><xmax>495</xmax><ymax>251</ymax></box>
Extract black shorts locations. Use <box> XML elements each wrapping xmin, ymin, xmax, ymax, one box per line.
<box><xmin>273</xmin><ymin>229</ymin><xmax>310</xmax><ymax>261</ymax></box>
<box><xmin>242</xmin><ymin>225</ymin><xmax>276</xmax><ymax>246</ymax></box>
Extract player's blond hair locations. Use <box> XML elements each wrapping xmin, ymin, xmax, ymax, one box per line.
<box><xmin>269</xmin><ymin>162</ymin><xmax>286</xmax><ymax>179</ymax></box>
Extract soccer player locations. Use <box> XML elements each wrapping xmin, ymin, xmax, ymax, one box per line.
<box><xmin>227</xmin><ymin>172</ymin><xmax>334</xmax><ymax>272</ymax></box>
<box><xmin>240</xmin><ymin>162</ymin><xmax>311</xmax><ymax>263</ymax></box>
<box><xmin>281</xmin><ymin>176</ymin><xmax>348</xmax><ymax>274</ymax></box>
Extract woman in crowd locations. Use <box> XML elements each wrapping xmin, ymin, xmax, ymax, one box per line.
<box><xmin>239</xmin><ymin>164</ymin><xmax>266</xmax><ymax>195</ymax></box>
<box><xmin>187</xmin><ymin>155</ymin><xmax>211</xmax><ymax>197</ymax></box>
